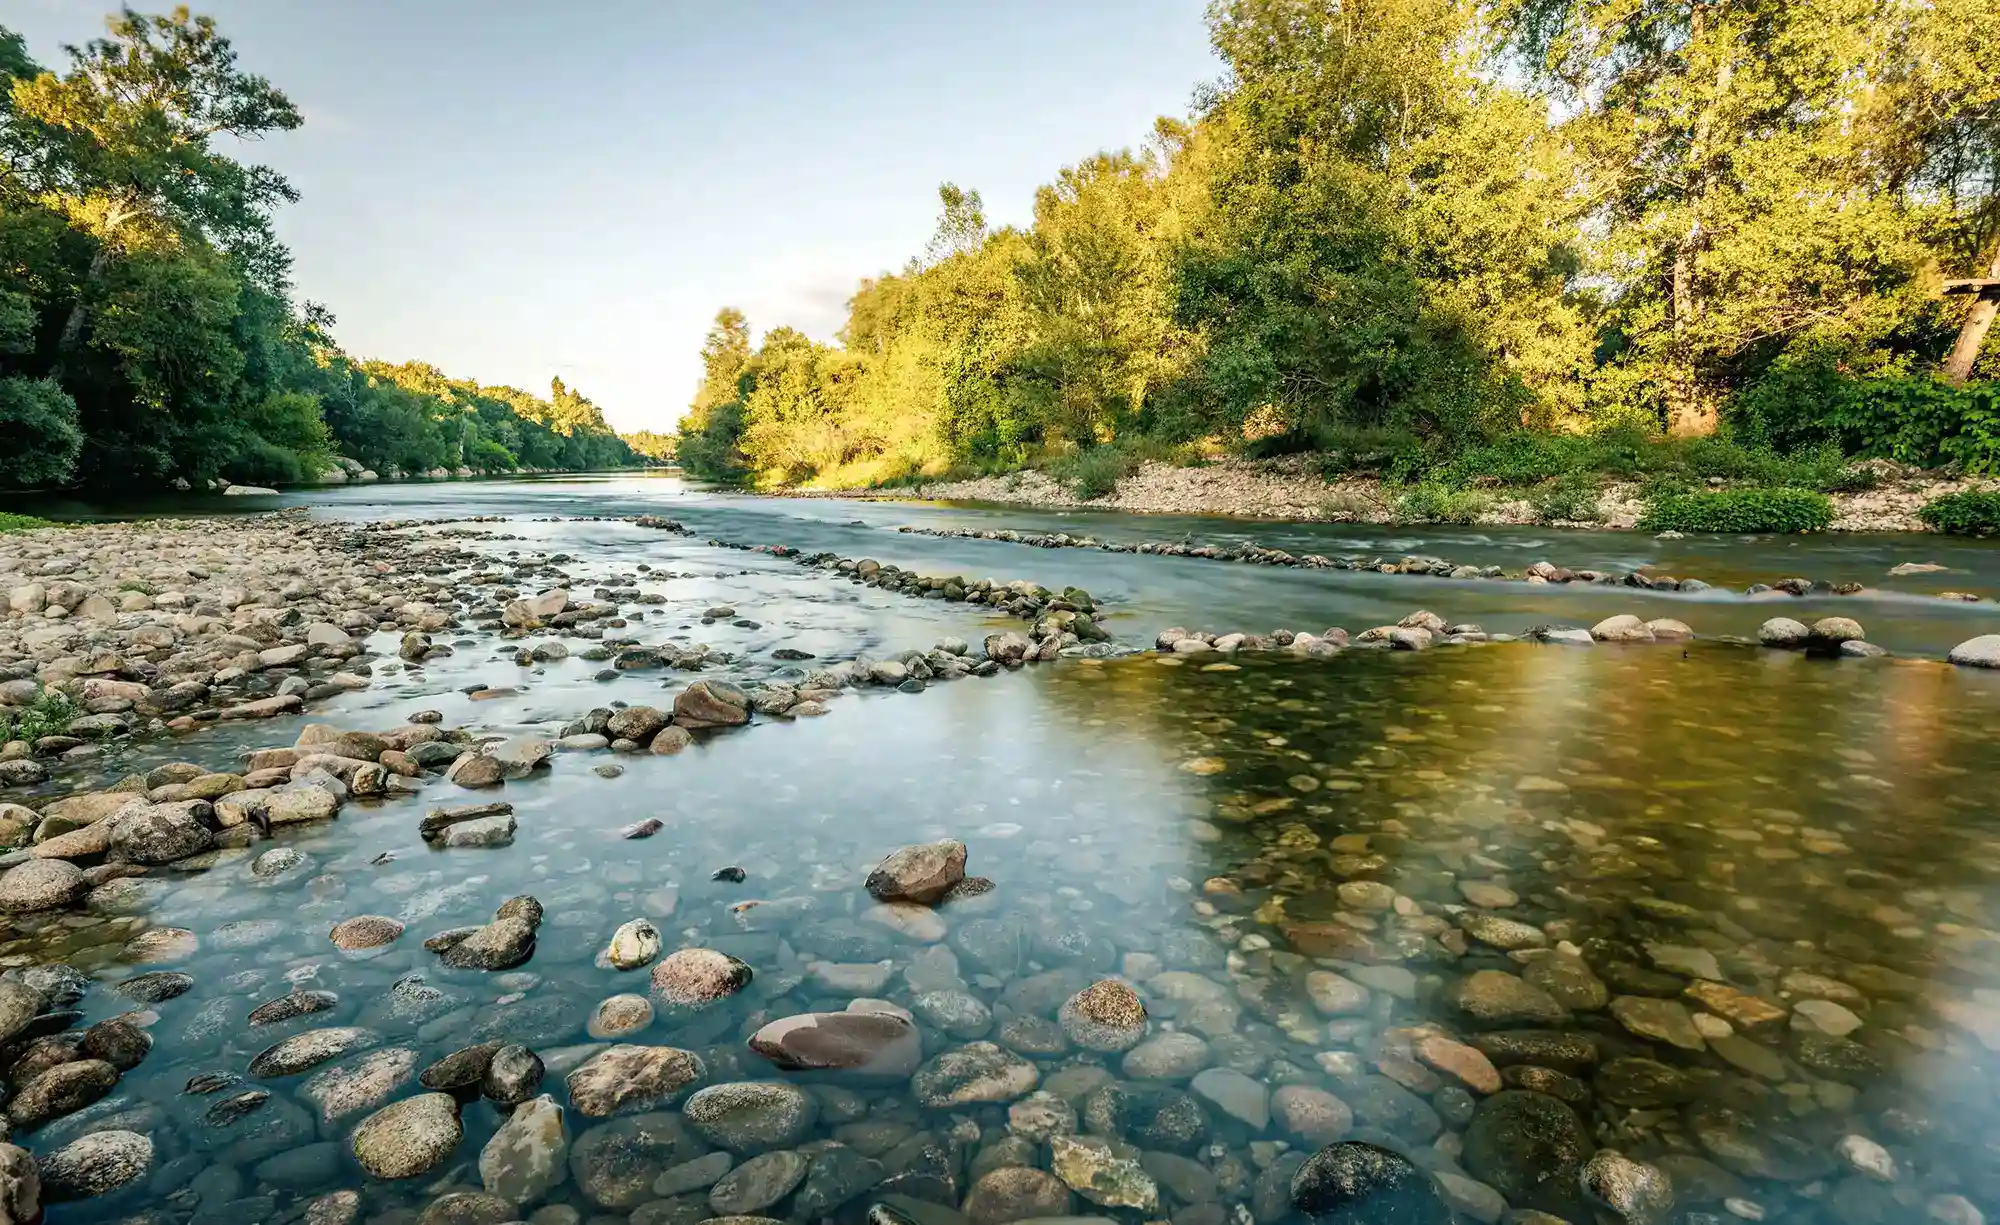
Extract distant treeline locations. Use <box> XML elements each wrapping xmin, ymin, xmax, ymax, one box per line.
<box><xmin>678</xmin><ymin>0</ymin><xmax>2000</xmax><ymax>488</ymax></box>
<box><xmin>0</xmin><ymin>11</ymin><xmax>642</xmax><ymax>490</ymax></box>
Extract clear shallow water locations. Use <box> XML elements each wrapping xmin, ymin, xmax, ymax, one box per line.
<box><xmin>3</xmin><ymin>481</ymin><xmax>2000</xmax><ymax>1225</ymax></box>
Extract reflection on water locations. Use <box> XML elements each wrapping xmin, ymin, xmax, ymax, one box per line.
<box><xmin>8</xmin><ymin>569</ymin><xmax>2000</xmax><ymax>1224</ymax></box>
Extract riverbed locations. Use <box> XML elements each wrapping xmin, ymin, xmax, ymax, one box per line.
<box><xmin>2</xmin><ymin>473</ymin><xmax>1999</xmax><ymax>1225</ymax></box>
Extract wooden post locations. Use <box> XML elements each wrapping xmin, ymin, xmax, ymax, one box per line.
<box><xmin>1943</xmin><ymin>245</ymin><xmax>2000</xmax><ymax>385</ymax></box>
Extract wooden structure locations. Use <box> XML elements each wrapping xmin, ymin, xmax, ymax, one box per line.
<box><xmin>1943</xmin><ymin>274</ymin><xmax>2000</xmax><ymax>385</ymax></box>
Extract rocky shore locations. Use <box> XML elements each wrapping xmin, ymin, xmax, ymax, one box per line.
<box><xmin>0</xmin><ymin>508</ymin><xmax>1997</xmax><ymax>1225</ymax></box>
<box><xmin>890</xmin><ymin>524</ymin><xmax>1995</xmax><ymax>605</ymax></box>
<box><xmin>795</xmin><ymin>456</ymin><xmax>2000</xmax><ymax>534</ymax></box>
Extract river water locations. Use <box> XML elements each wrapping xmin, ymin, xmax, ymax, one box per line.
<box><xmin>7</xmin><ymin>473</ymin><xmax>2000</xmax><ymax>1225</ymax></box>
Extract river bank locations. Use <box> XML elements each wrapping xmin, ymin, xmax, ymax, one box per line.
<box><xmin>787</xmin><ymin>455</ymin><xmax>2000</xmax><ymax>534</ymax></box>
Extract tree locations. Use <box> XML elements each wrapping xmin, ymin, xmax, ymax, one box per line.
<box><xmin>5</xmin><ymin>7</ymin><xmax>302</xmax><ymax>365</ymax></box>
<box><xmin>922</xmin><ymin>183</ymin><xmax>988</xmax><ymax>268</ymax></box>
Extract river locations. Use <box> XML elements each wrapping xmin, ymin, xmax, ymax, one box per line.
<box><xmin>5</xmin><ymin>472</ymin><xmax>2000</xmax><ymax>1225</ymax></box>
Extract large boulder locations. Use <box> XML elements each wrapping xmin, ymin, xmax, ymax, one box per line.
<box><xmin>0</xmin><ymin>860</ymin><xmax>87</xmax><ymax>913</ymax></box>
<box><xmin>747</xmin><ymin>1008</ymin><xmax>922</xmax><ymax>1076</ymax></box>
<box><xmin>681</xmin><ymin>1082</ymin><xmax>817</xmax><ymax>1153</ymax></box>
<box><xmin>1290</xmin><ymin>1141</ymin><xmax>1451</xmax><ymax>1224</ymax></box>
<box><xmin>1460</xmin><ymin>1090</ymin><xmax>1595</xmax><ymax>1219</ymax></box>
<box><xmin>480</xmin><ymin>1095</ymin><xmax>568</xmax><ymax>1205</ymax></box>
<box><xmin>673</xmin><ymin>681</ymin><xmax>749</xmax><ymax>729</ymax></box>
<box><xmin>564</xmin><ymin>1045</ymin><xmax>705</xmax><ymax>1118</ymax></box>
<box><xmin>35</xmin><ymin>1130</ymin><xmax>151</xmax><ymax>1202</ymax></box>
<box><xmin>650</xmin><ymin>948</ymin><xmax>752</xmax><ymax>1009</ymax></box>
<box><xmin>1757</xmin><ymin>618</ymin><xmax>1810</xmax><ymax>648</ymax></box>
<box><xmin>1949</xmin><ymin>634</ymin><xmax>2000</xmax><ymax>669</ymax></box>
<box><xmin>864</xmin><ymin>840</ymin><xmax>967</xmax><ymax>905</ymax></box>
<box><xmin>350</xmin><ymin>1093</ymin><xmax>462</xmax><ymax>1179</ymax></box>
<box><xmin>107</xmin><ymin>801</ymin><xmax>214</xmax><ymax>865</ymax></box>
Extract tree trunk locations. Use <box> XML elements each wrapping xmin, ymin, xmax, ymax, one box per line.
<box><xmin>1943</xmin><ymin>245</ymin><xmax>2000</xmax><ymax>384</ymax></box>
<box><xmin>52</xmin><ymin>241</ymin><xmax>115</xmax><ymax>377</ymax></box>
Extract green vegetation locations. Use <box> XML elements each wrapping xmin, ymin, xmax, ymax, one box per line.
<box><xmin>1918</xmin><ymin>492</ymin><xmax>2000</xmax><ymax>537</ymax></box>
<box><xmin>0</xmin><ymin>511</ymin><xmax>55</xmax><ymax>532</ymax></box>
<box><xmin>1393</xmin><ymin>485</ymin><xmax>1492</xmax><ymax>526</ymax></box>
<box><xmin>1638</xmin><ymin>489</ymin><xmax>1836</xmax><ymax>535</ymax></box>
<box><xmin>9</xmin><ymin>689</ymin><xmax>76</xmax><ymax>741</ymax></box>
<box><xmin>677</xmin><ymin>0</ymin><xmax>1999</xmax><ymax>498</ymax></box>
<box><xmin>0</xmin><ymin>11</ymin><xmax>639</xmax><ymax>490</ymax></box>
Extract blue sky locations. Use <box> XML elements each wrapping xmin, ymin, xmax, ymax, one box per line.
<box><xmin>9</xmin><ymin>1</ymin><xmax>1219</xmax><ymax>432</ymax></box>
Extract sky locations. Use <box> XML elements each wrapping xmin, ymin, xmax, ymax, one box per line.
<box><xmin>8</xmin><ymin>0</ymin><xmax>1220</xmax><ymax>433</ymax></box>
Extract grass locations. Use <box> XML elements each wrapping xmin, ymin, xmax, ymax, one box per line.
<box><xmin>0</xmin><ymin>512</ymin><xmax>58</xmax><ymax>534</ymax></box>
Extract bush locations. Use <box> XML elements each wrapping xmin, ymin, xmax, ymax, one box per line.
<box><xmin>1047</xmin><ymin>445</ymin><xmax>1138</xmax><ymax>500</ymax></box>
<box><xmin>0</xmin><ymin>513</ymin><xmax>56</xmax><ymax>533</ymax></box>
<box><xmin>0</xmin><ymin>376</ymin><xmax>84</xmax><ymax>489</ymax></box>
<box><xmin>1527</xmin><ymin>475</ymin><xmax>1603</xmax><ymax>524</ymax></box>
<box><xmin>1733</xmin><ymin>367</ymin><xmax>2000</xmax><ymax>474</ymax></box>
<box><xmin>1638</xmin><ymin>488</ymin><xmax>1834</xmax><ymax>533</ymax></box>
<box><xmin>11</xmin><ymin>690</ymin><xmax>77</xmax><ymax>741</ymax></box>
<box><xmin>1394</xmin><ymin>483</ymin><xmax>1492</xmax><ymax>525</ymax></box>
<box><xmin>1918</xmin><ymin>491</ymin><xmax>2000</xmax><ymax>537</ymax></box>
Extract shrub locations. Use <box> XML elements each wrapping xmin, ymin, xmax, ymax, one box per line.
<box><xmin>0</xmin><ymin>376</ymin><xmax>84</xmax><ymax>489</ymax></box>
<box><xmin>1918</xmin><ymin>491</ymin><xmax>2000</xmax><ymax>537</ymax></box>
<box><xmin>0</xmin><ymin>512</ymin><xmax>57</xmax><ymax>534</ymax></box>
<box><xmin>1638</xmin><ymin>488</ymin><xmax>1834</xmax><ymax>533</ymax></box>
<box><xmin>12</xmin><ymin>690</ymin><xmax>77</xmax><ymax>742</ymax></box>
<box><xmin>1047</xmin><ymin>445</ymin><xmax>1138</xmax><ymax>500</ymax></box>
<box><xmin>1527</xmin><ymin>475</ymin><xmax>1603</xmax><ymax>524</ymax></box>
<box><xmin>1733</xmin><ymin>367</ymin><xmax>2000</xmax><ymax>475</ymax></box>
<box><xmin>1394</xmin><ymin>484</ymin><xmax>1492</xmax><ymax>525</ymax></box>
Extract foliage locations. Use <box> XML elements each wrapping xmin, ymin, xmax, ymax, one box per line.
<box><xmin>1918</xmin><ymin>491</ymin><xmax>2000</xmax><ymax>536</ymax></box>
<box><xmin>0</xmin><ymin>376</ymin><xmax>83</xmax><ymax>487</ymax></box>
<box><xmin>0</xmin><ymin>10</ymin><xmax>636</xmax><ymax>489</ymax></box>
<box><xmin>11</xmin><ymin>689</ymin><xmax>77</xmax><ymax>741</ymax></box>
<box><xmin>673</xmin><ymin>0</ymin><xmax>1997</xmax><ymax>491</ymax></box>
<box><xmin>1637</xmin><ymin>488</ymin><xmax>1835</xmax><ymax>534</ymax></box>
<box><xmin>0</xmin><ymin>511</ymin><xmax>56</xmax><ymax>532</ymax></box>
<box><xmin>1526</xmin><ymin>475</ymin><xmax>1604</xmax><ymax>524</ymax></box>
<box><xmin>1047</xmin><ymin>445</ymin><xmax>1137</xmax><ymax>500</ymax></box>
<box><xmin>1393</xmin><ymin>483</ymin><xmax>1493</xmax><ymax>525</ymax></box>
<box><xmin>1733</xmin><ymin>368</ymin><xmax>2000</xmax><ymax>475</ymax></box>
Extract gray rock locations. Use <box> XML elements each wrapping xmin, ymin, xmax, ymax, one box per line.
<box><xmin>568</xmin><ymin>1113</ymin><xmax>705</xmax><ymax>1209</ymax></box>
<box><xmin>1190</xmin><ymin>1067</ymin><xmax>1270</xmax><ymax>1130</ymax></box>
<box><xmin>350</xmin><ymin>1092</ymin><xmax>462</xmax><ymax>1179</ymax></box>
<box><xmin>0</xmin><ymin>1142</ymin><xmax>37</xmax><ymax>1223</ymax></box>
<box><xmin>864</xmin><ymin>840</ymin><xmax>967</xmax><ymax>904</ymax></box>
<box><xmin>1121</xmin><ymin>1031</ymin><xmax>1209</xmax><ymax>1081</ymax></box>
<box><xmin>1461</xmin><ymin>1090</ymin><xmax>1595</xmax><ymax>1219</ymax></box>
<box><xmin>481</xmin><ymin>1094</ymin><xmax>568</xmax><ymax>1204</ymax></box>
<box><xmin>483</xmin><ymin>1044</ymin><xmax>545</xmax><ymax>1106</ymax></box>
<box><xmin>683</xmin><ymin>1082</ymin><xmax>818</xmax><ymax>1153</ymax></box>
<box><xmin>1289</xmin><ymin>1142</ymin><xmax>1451</xmax><ymax>1224</ymax></box>
<box><xmin>651</xmin><ymin>948</ymin><xmax>752</xmax><ymax>1009</ymax></box>
<box><xmin>0</xmin><ymin>860</ymin><xmax>86</xmax><ymax>913</ymax></box>
<box><xmin>1579</xmin><ymin>1149</ymin><xmax>1676</xmax><ymax>1225</ymax></box>
<box><xmin>912</xmin><ymin>1043</ymin><xmax>1038</xmax><ymax>1108</ymax></box>
<box><xmin>708</xmin><ymin>1150</ymin><xmax>808</xmax><ymax>1216</ymax></box>
<box><xmin>652</xmin><ymin>1151</ymin><xmax>736</xmax><ymax>1198</ymax></box>
<box><xmin>248</xmin><ymin>1027</ymin><xmax>378</xmax><ymax>1077</ymax></box>
<box><xmin>36</xmin><ymin>1129</ymin><xmax>152</xmax><ymax>1201</ymax></box>
<box><xmin>565</xmin><ymin>1045</ymin><xmax>705</xmax><ymax>1118</ymax></box>
<box><xmin>8</xmin><ymin>1060</ymin><xmax>117</xmax><ymax>1129</ymax></box>
<box><xmin>1948</xmin><ymin>634</ymin><xmax>2000</xmax><ymax>668</ymax></box>
<box><xmin>1757</xmin><ymin>618</ymin><xmax>1810</xmax><ymax>648</ymax></box>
